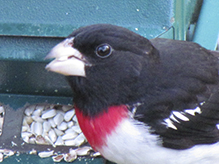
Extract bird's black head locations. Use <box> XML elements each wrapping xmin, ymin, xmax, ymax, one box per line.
<box><xmin>46</xmin><ymin>24</ymin><xmax>159</xmax><ymax>116</ymax></box>
<box><xmin>68</xmin><ymin>24</ymin><xmax>158</xmax><ymax>64</ymax></box>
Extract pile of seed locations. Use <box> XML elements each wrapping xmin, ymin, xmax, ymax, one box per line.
<box><xmin>20</xmin><ymin>104</ymin><xmax>101</xmax><ymax>162</ymax></box>
<box><xmin>0</xmin><ymin>104</ymin><xmax>101</xmax><ymax>163</ymax></box>
<box><xmin>0</xmin><ymin>106</ymin><xmax>5</xmax><ymax>136</ymax></box>
<box><xmin>22</xmin><ymin>104</ymin><xmax>86</xmax><ymax>147</ymax></box>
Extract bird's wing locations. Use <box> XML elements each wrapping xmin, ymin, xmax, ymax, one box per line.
<box><xmin>161</xmin><ymin>91</ymin><xmax>219</xmax><ymax>149</ymax></box>
<box><xmin>132</xmin><ymin>89</ymin><xmax>219</xmax><ymax>149</ymax></box>
<box><xmin>132</xmin><ymin>39</ymin><xmax>219</xmax><ymax>149</ymax></box>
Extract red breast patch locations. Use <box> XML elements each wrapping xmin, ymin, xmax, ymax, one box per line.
<box><xmin>75</xmin><ymin>105</ymin><xmax>129</xmax><ymax>150</ymax></box>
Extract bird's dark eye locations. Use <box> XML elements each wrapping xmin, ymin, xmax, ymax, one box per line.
<box><xmin>95</xmin><ymin>44</ymin><xmax>112</xmax><ymax>58</ymax></box>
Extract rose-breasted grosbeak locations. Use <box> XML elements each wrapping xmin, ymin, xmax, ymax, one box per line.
<box><xmin>46</xmin><ymin>24</ymin><xmax>219</xmax><ymax>164</ymax></box>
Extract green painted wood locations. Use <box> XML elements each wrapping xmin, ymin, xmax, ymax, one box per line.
<box><xmin>0</xmin><ymin>60</ymin><xmax>72</xmax><ymax>96</ymax></box>
<box><xmin>192</xmin><ymin>0</ymin><xmax>219</xmax><ymax>50</ymax></box>
<box><xmin>173</xmin><ymin>0</ymin><xmax>202</xmax><ymax>40</ymax></box>
<box><xmin>0</xmin><ymin>0</ymin><xmax>174</xmax><ymax>38</ymax></box>
<box><xmin>0</xmin><ymin>36</ymin><xmax>63</xmax><ymax>61</ymax></box>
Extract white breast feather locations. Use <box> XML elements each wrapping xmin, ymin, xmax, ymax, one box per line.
<box><xmin>98</xmin><ymin>117</ymin><xmax>219</xmax><ymax>164</ymax></box>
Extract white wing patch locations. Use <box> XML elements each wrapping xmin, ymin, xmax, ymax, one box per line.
<box><xmin>169</xmin><ymin>113</ymin><xmax>180</xmax><ymax>123</ymax></box>
<box><xmin>172</xmin><ymin>111</ymin><xmax>189</xmax><ymax>121</ymax></box>
<box><xmin>163</xmin><ymin>105</ymin><xmax>203</xmax><ymax>130</ymax></box>
<box><xmin>163</xmin><ymin>118</ymin><xmax>178</xmax><ymax>130</ymax></box>
<box><xmin>163</xmin><ymin>111</ymin><xmax>190</xmax><ymax>130</ymax></box>
<box><xmin>184</xmin><ymin>106</ymin><xmax>202</xmax><ymax>116</ymax></box>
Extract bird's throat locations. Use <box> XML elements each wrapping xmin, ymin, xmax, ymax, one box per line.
<box><xmin>75</xmin><ymin>105</ymin><xmax>129</xmax><ymax>150</ymax></box>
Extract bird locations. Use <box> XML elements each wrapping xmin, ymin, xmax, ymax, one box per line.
<box><xmin>45</xmin><ymin>24</ymin><xmax>219</xmax><ymax>164</ymax></box>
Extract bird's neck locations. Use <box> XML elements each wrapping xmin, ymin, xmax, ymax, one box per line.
<box><xmin>75</xmin><ymin>105</ymin><xmax>129</xmax><ymax>150</ymax></box>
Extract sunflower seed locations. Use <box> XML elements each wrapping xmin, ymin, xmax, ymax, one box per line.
<box><xmin>35</xmin><ymin>104</ymin><xmax>45</xmax><ymax>112</ymax></box>
<box><xmin>71</xmin><ymin>125</ymin><xmax>82</xmax><ymax>133</ymax></box>
<box><xmin>62</xmin><ymin>132</ymin><xmax>78</xmax><ymax>140</ymax></box>
<box><xmin>49</xmin><ymin>129</ymin><xmax>57</xmax><ymax>143</ymax></box>
<box><xmin>72</xmin><ymin>115</ymin><xmax>78</xmax><ymax>123</ymax></box>
<box><xmin>48</xmin><ymin>118</ymin><xmax>56</xmax><ymax>128</ymax></box>
<box><xmin>22</xmin><ymin>136</ymin><xmax>29</xmax><ymax>143</ymax></box>
<box><xmin>29</xmin><ymin>137</ymin><xmax>36</xmax><ymax>144</ymax></box>
<box><xmin>64</xmin><ymin>110</ymin><xmax>75</xmax><ymax>122</ymax></box>
<box><xmin>42</xmin><ymin>109</ymin><xmax>56</xmax><ymax>119</ymax></box>
<box><xmin>76</xmin><ymin>146</ymin><xmax>92</xmax><ymax>156</ymax></box>
<box><xmin>90</xmin><ymin>152</ymin><xmax>101</xmax><ymax>157</ymax></box>
<box><xmin>65</xmin><ymin>128</ymin><xmax>75</xmax><ymax>134</ymax></box>
<box><xmin>38</xmin><ymin>150</ymin><xmax>54</xmax><ymax>158</ymax></box>
<box><xmin>64</xmin><ymin>149</ymin><xmax>77</xmax><ymax>162</ymax></box>
<box><xmin>29</xmin><ymin>149</ymin><xmax>37</xmax><ymax>155</ymax></box>
<box><xmin>36</xmin><ymin>135</ymin><xmax>49</xmax><ymax>145</ymax></box>
<box><xmin>34</xmin><ymin>122</ymin><xmax>43</xmax><ymax>136</ymax></box>
<box><xmin>54</xmin><ymin>128</ymin><xmax>64</xmax><ymax>136</ymax></box>
<box><xmin>64</xmin><ymin>139</ymin><xmax>75</xmax><ymax>146</ymax></box>
<box><xmin>21</xmin><ymin>132</ymin><xmax>32</xmax><ymax>138</ymax></box>
<box><xmin>22</xmin><ymin>125</ymin><xmax>29</xmax><ymax>132</ymax></box>
<box><xmin>24</xmin><ymin>105</ymin><xmax>35</xmax><ymax>116</ymax></box>
<box><xmin>67</xmin><ymin>121</ymin><xmax>74</xmax><ymax>128</ymax></box>
<box><xmin>57</xmin><ymin>122</ymin><xmax>67</xmax><ymax>131</ymax></box>
<box><xmin>44</xmin><ymin>135</ymin><xmax>56</xmax><ymax>147</ymax></box>
<box><xmin>43</xmin><ymin>121</ymin><xmax>51</xmax><ymax>133</ymax></box>
<box><xmin>30</xmin><ymin>122</ymin><xmax>35</xmax><ymax>134</ymax></box>
<box><xmin>62</xmin><ymin>105</ymin><xmax>73</xmax><ymax>112</ymax></box>
<box><xmin>22</xmin><ymin>118</ymin><xmax>28</xmax><ymax>127</ymax></box>
<box><xmin>54</xmin><ymin>136</ymin><xmax>64</xmax><ymax>146</ymax></box>
<box><xmin>32</xmin><ymin>115</ymin><xmax>44</xmax><ymax>123</ymax></box>
<box><xmin>52</xmin><ymin>154</ymin><xmax>64</xmax><ymax>162</ymax></box>
<box><xmin>32</xmin><ymin>108</ymin><xmax>43</xmax><ymax>117</ymax></box>
<box><xmin>24</xmin><ymin>116</ymin><xmax>33</xmax><ymax>125</ymax></box>
<box><xmin>74</xmin><ymin>133</ymin><xmax>86</xmax><ymax>146</ymax></box>
<box><xmin>53</xmin><ymin>113</ymin><xmax>64</xmax><ymax>126</ymax></box>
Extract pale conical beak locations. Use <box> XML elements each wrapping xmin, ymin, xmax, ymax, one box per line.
<box><xmin>45</xmin><ymin>37</ymin><xmax>88</xmax><ymax>77</ymax></box>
